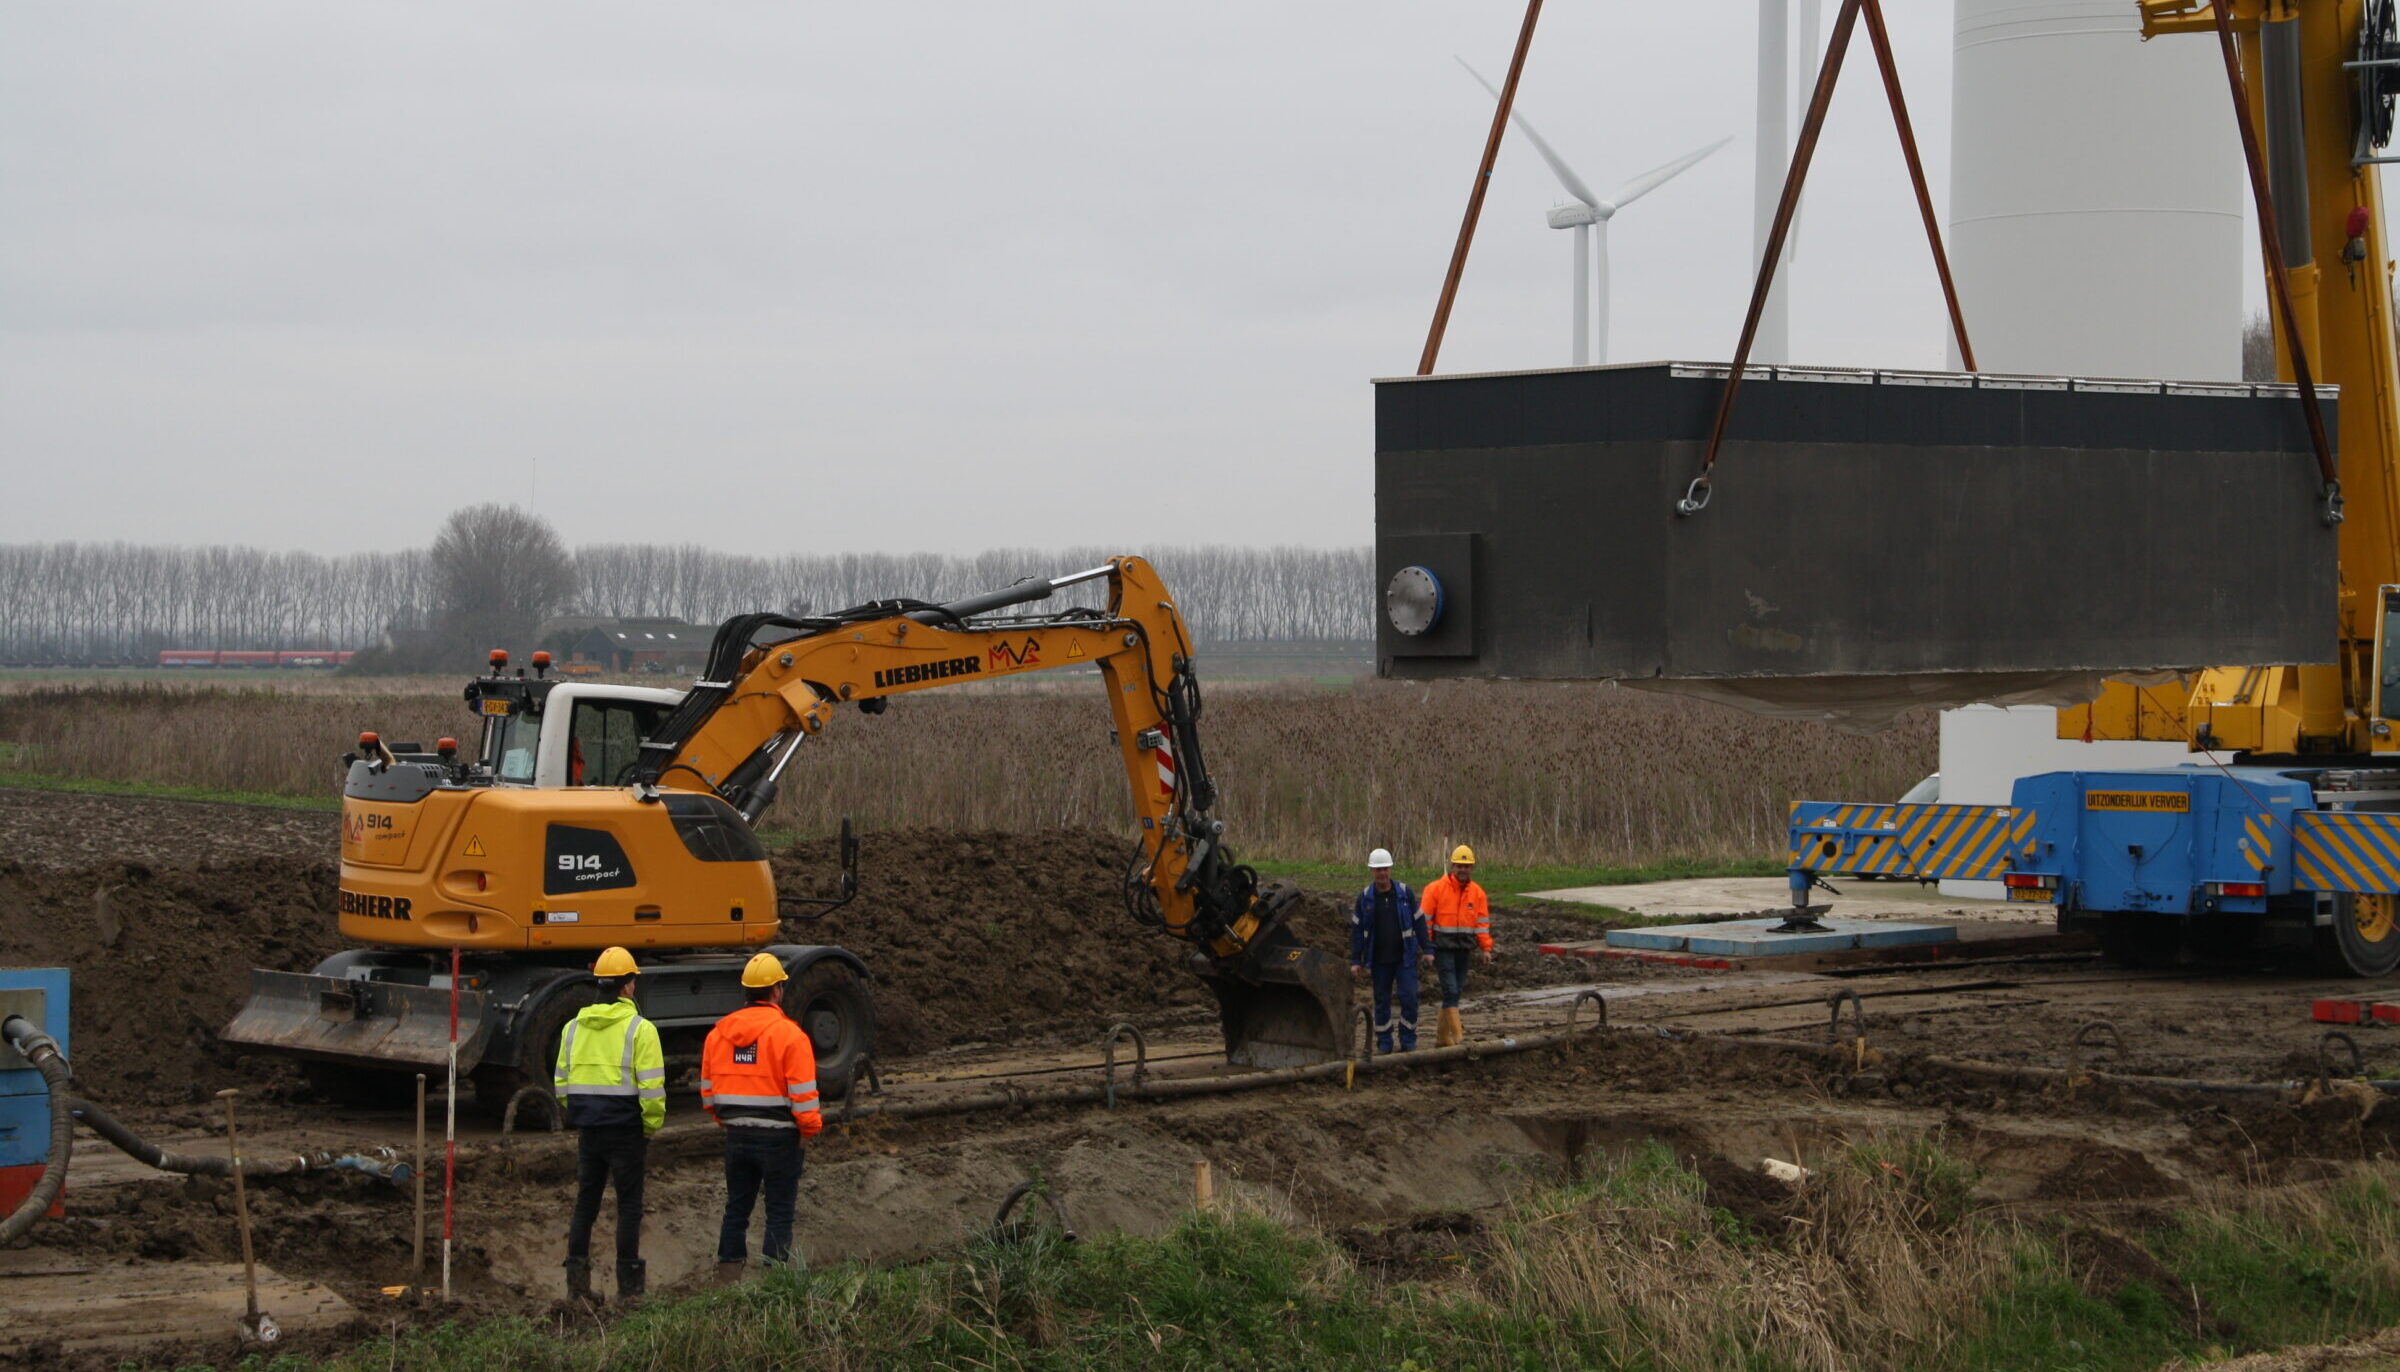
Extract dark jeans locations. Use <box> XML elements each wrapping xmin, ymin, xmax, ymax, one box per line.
<box><xmin>1432</xmin><ymin>946</ymin><xmax>1476</xmax><ymax>1008</ymax></box>
<box><xmin>567</xmin><ymin>1124</ymin><xmax>647</xmax><ymax>1266</ymax></box>
<box><xmin>717</xmin><ymin>1127</ymin><xmax>805</xmax><ymax>1263</ymax></box>
<box><xmin>1370</xmin><ymin>960</ymin><xmax>1419</xmax><ymax>1051</ymax></box>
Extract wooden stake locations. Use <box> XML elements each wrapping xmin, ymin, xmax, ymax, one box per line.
<box><xmin>1192</xmin><ymin>1159</ymin><xmax>1214</xmax><ymax>1211</ymax></box>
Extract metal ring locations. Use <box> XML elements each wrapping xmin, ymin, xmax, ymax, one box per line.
<box><xmin>992</xmin><ymin>1180</ymin><xmax>1078</xmax><ymax>1243</ymax></box>
<box><xmin>500</xmin><ymin>1084</ymin><xmax>562</xmax><ymax>1135</ymax></box>
<box><xmin>2068</xmin><ymin>1019</ymin><xmax>2122</xmax><ymax>1077</ymax></box>
<box><xmin>1101</xmin><ymin>1023</ymin><xmax>1148</xmax><ymax>1108</ymax></box>
<box><xmin>1566</xmin><ymin>990</ymin><xmax>1607</xmax><ymax>1054</ymax></box>
<box><xmin>1676</xmin><ymin>474</ymin><xmax>1714</xmax><ymax>516</ymax></box>
<box><xmin>1825</xmin><ymin>989</ymin><xmax>1867</xmax><ymax>1045</ymax></box>
<box><xmin>2320</xmin><ymin>1029</ymin><xmax>2367</xmax><ymax>1089</ymax></box>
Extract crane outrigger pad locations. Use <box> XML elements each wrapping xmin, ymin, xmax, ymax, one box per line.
<box><xmin>1376</xmin><ymin>362</ymin><xmax>2337</xmax><ymax>687</ymax></box>
<box><xmin>220</xmin><ymin>969</ymin><xmax>493</xmax><ymax>1074</ymax></box>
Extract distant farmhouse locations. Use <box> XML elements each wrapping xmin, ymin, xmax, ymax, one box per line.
<box><xmin>536</xmin><ymin>616</ymin><xmax>709</xmax><ymax>675</ymax></box>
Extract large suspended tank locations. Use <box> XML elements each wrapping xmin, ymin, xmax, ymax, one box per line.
<box><xmin>1949</xmin><ymin>0</ymin><xmax>2243</xmax><ymax>380</ymax></box>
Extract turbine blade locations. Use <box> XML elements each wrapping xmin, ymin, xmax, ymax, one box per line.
<box><xmin>1603</xmin><ymin>136</ymin><xmax>1732</xmax><ymax>211</ymax></box>
<box><xmin>1455</xmin><ymin>56</ymin><xmax>1600</xmax><ymax>208</ymax></box>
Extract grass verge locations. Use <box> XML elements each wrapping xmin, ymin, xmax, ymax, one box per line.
<box><xmin>0</xmin><ymin>769</ymin><xmax>339</xmax><ymax>813</ymax></box>
<box><xmin>1249</xmin><ymin>854</ymin><xmax>1787</xmax><ymax>900</ymax></box>
<box><xmin>160</xmin><ymin>1144</ymin><xmax>2400</xmax><ymax>1372</ymax></box>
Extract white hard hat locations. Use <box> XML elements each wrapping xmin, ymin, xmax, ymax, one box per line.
<box><xmin>1367</xmin><ymin>848</ymin><xmax>1394</xmax><ymax>868</ymax></box>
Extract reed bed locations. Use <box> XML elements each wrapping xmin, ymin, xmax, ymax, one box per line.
<box><xmin>0</xmin><ymin>679</ymin><xmax>1934</xmax><ymax>866</ymax></box>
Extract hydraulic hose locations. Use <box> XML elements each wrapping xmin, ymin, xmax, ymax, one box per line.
<box><xmin>65</xmin><ymin>1095</ymin><xmax>335</xmax><ymax>1178</ymax></box>
<box><xmin>0</xmin><ymin>1013</ymin><xmax>72</xmax><ymax>1244</ymax></box>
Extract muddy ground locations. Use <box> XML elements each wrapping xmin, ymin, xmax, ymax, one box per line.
<box><xmin>0</xmin><ymin>790</ymin><xmax>1615</xmax><ymax>1102</ymax></box>
<box><xmin>12</xmin><ymin>789</ymin><xmax>2400</xmax><ymax>1369</ymax></box>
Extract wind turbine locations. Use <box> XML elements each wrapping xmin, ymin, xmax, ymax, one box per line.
<box><xmin>1461</xmin><ymin>60</ymin><xmax>1729</xmax><ymax>367</ymax></box>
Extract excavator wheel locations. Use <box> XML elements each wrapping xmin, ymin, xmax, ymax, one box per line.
<box><xmin>2317</xmin><ymin>893</ymin><xmax>2400</xmax><ymax>977</ymax></box>
<box><xmin>785</xmin><ymin>960</ymin><xmax>875</xmax><ymax>1103</ymax></box>
<box><xmin>473</xmin><ymin>980</ymin><xmax>597</xmax><ymax>1115</ymax></box>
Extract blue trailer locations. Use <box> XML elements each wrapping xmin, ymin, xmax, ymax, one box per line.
<box><xmin>1788</xmin><ymin>764</ymin><xmax>2400</xmax><ymax>974</ymax></box>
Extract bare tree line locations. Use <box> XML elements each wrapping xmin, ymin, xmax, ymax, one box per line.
<box><xmin>0</xmin><ymin>538</ymin><xmax>1370</xmax><ymax>663</ymax></box>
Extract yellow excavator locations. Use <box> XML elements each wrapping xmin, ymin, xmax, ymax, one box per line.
<box><xmin>223</xmin><ymin>557</ymin><xmax>1352</xmax><ymax>1105</ymax></box>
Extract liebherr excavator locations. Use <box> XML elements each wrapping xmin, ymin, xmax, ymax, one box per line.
<box><xmin>223</xmin><ymin>557</ymin><xmax>1352</xmax><ymax>1105</ymax></box>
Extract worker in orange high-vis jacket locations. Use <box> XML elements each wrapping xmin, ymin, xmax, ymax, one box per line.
<box><xmin>700</xmin><ymin>953</ymin><xmax>822</xmax><ymax>1284</ymax></box>
<box><xmin>1420</xmin><ymin>845</ymin><xmax>1493</xmax><ymax>1047</ymax></box>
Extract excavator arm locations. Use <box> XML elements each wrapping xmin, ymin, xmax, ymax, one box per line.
<box><xmin>627</xmin><ymin>556</ymin><xmax>1352</xmax><ymax>1066</ymax></box>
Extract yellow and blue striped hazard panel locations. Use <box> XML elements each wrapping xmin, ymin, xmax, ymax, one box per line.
<box><xmin>1787</xmin><ymin>802</ymin><xmax>2036</xmax><ymax>882</ymax></box>
<box><xmin>2293</xmin><ymin>811</ymin><xmax>2400</xmax><ymax>895</ymax></box>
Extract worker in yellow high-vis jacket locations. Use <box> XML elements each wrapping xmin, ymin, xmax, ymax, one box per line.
<box><xmin>554</xmin><ymin>946</ymin><xmax>666</xmax><ymax>1303</ymax></box>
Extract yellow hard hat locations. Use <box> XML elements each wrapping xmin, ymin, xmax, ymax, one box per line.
<box><xmin>1450</xmin><ymin>845</ymin><xmax>1477</xmax><ymax>865</ymax></box>
<box><xmin>593</xmin><ymin>946</ymin><xmax>640</xmax><ymax>978</ymax></box>
<box><xmin>740</xmin><ymin>952</ymin><xmax>790</xmax><ymax>988</ymax></box>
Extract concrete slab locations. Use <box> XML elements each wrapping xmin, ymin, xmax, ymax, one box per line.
<box><xmin>1605</xmin><ymin>917</ymin><xmax>1958</xmax><ymax>958</ymax></box>
<box><xmin>1530</xmin><ymin>876</ymin><xmax>2040</xmax><ymax>927</ymax></box>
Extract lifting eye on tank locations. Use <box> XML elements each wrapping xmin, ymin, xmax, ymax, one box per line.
<box><xmin>1385</xmin><ymin>565</ymin><xmax>1445</xmax><ymax>636</ymax></box>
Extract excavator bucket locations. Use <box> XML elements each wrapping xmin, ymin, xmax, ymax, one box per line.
<box><xmin>220</xmin><ymin>969</ymin><xmax>494</xmax><ymax>1074</ymax></box>
<box><xmin>1200</xmin><ymin>886</ymin><xmax>1354</xmax><ymax>1069</ymax></box>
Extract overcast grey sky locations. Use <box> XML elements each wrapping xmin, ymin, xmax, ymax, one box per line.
<box><xmin>4</xmin><ymin>4</ymin><xmax>2031</xmax><ymax>555</ymax></box>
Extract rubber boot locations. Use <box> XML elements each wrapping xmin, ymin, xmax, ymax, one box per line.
<box><xmin>1436</xmin><ymin>1007</ymin><xmax>1464</xmax><ymax>1048</ymax></box>
<box><xmin>714</xmin><ymin>1260</ymin><xmax>745</xmax><ymax>1286</ymax></box>
<box><xmin>563</xmin><ymin>1258</ymin><xmax>596</xmax><ymax>1304</ymax></box>
<box><xmin>616</xmin><ymin>1258</ymin><xmax>647</xmax><ymax>1301</ymax></box>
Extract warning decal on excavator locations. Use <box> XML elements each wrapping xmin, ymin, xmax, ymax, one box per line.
<box><xmin>1067</xmin><ymin>641</ymin><xmax>1084</xmax><ymax>659</ymax></box>
<box><xmin>464</xmin><ymin>835</ymin><xmax>486</xmax><ymax>857</ymax></box>
<box><xmin>2086</xmin><ymin>791</ymin><xmax>2191</xmax><ymax>813</ymax></box>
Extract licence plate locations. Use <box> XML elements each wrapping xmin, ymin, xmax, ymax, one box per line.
<box><xmin>2007</xmin><ymin>887</ymin><xmax>2051</xmax><ymax>902</ymax></box>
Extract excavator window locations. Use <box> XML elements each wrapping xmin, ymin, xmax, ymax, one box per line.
<box><xmin>570</xmin><ymin>698</ymin><xmax>675</xmax><ymax>788</ymax></box>
<box><xmin>489</xmin><ymin>710</ymin><xmax>541</xmax><ymax>783</ymax></box>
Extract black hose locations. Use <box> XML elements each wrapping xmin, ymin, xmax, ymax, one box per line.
<box><xmin>0</xmin><ymin>1014</ymin><xmax>71</xmax><ymax>1243</ymax></box>
<box><xmin>66</xmin><ymin>1095</ymin><xmax>331</xmax><ymax>1178</ymax></box>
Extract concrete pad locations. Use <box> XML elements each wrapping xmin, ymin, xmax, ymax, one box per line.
<box><xmin>1605</xmin><ymin>917</ymin><xmax>1958</xmax><ymax>958</ymax></box>
<box><xmin>1530</xmin><ymin>875</ymin><xmax>2038</xmax><ymax>926</ymax></box>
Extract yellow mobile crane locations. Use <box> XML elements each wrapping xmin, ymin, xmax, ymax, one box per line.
<box><xmin>225</xmin><ymin>557</ymin><xmax>1351</xmax><ymax>1104</ymax></box>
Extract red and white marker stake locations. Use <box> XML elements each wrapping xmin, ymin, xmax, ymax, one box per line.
<box><xmin>443</xmin><ymin>944</ymin><xmax>459</xmax><ymax>1303</ymax></box>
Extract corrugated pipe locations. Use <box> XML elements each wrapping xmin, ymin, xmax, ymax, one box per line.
<box><xmin>65</xmin><ymin>1095</ymin><xmax>338</xmax><ymax>1179</ymax></box>
<box><xmin>0</xmin><ymin>1014</ymin><xmax>72</xmax><ymax>1244</ymax></box>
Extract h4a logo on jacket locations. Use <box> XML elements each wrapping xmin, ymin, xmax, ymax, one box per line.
<box><xmin>733</xmin><ymin>1043</ymin><xmax>758</xmax><ymax>1064</ymax></box>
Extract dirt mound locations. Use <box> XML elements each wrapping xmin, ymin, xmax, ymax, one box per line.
<box><xmin>776</xmin><ymin>828</ymin><xmax>1604</xmax><ymax>1058</ymax></box>
<box><xmin>1692</xmin><ymin>1154</ymin><xmax>1801</xmax><ymax>1239</ymax></box>
<box><xmin>0</xmin><ymin>856</ymin><xmax>343</xmax><ymax>1105</ymax></box>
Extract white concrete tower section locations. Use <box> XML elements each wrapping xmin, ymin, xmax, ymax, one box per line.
<box><xmin>1753</xmin><ymin>0</ymin><xmax>1792</xmax><ymax>364</ymax></box>
<box><xmin>1948</xmin><ymin>0</ymin><xmax>2243</xmax><ymax>379</ymax></box>
<box><xmin>1938</xmin><ymin>1</ymin><xmax>2243</xmax><ymax>895</ymax></box>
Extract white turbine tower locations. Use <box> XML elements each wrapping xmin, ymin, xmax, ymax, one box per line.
<box><xmin>1462</xmin><ymin>59</ymin><xmax>1728</xmax><ymax>366</ymax></box>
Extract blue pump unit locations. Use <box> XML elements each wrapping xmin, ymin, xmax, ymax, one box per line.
<box><xmin>0</xmin><ymin>967</ymin><xmax>70</xmax><ymax>1216</ymax></box>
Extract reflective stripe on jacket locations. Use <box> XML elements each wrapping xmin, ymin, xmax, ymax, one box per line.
<box><xmin>552</xmin><ymin>997</ymin><xmax>666</xmax><ymax>1135</ymax></box>
<box><xmin>699</xmin><ymin>1003</ymin><xmax>823</xmax><ymax>1139</ymax></box>
<box><xmin>1421</xmin><ymin>874</ymin><xmax>1492</xmax><ymax>952</ymax></box>
<box><xmin>1349</xmin><ymin>882</ymin><xmax>1425</xmax><ymax>964</ymax></box>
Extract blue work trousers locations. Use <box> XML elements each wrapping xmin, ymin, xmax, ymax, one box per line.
<box><xmin>716</xmin><ymin>1128</ymin><xmax>805</xmax><ymax>1264</ymax></box>
<box><xmin>1370</xmin><ymin>960</ymin><xmax>1419</xmax><ymax>1052</ymax></box>
<box><xmin>1432</xmin><ymin>946</ymin><xmax>1477</xmax><ymax>1009</ymax></box>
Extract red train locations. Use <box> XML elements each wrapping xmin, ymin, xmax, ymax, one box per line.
<box><xmin>155</xmin><ymin>650</ymin><xmax>357</xmax><ymax>669</ymax></box>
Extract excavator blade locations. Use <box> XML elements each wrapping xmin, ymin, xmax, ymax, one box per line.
<box><xmin>220</xmin><ymin>969</ymin><xmax>493</xmax><ymax>1074</ymax></box>
<box><xmin>1200</xmin><ymin>888</ymin><xmax>1354</xmax><ymax>1069</ymax></box>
